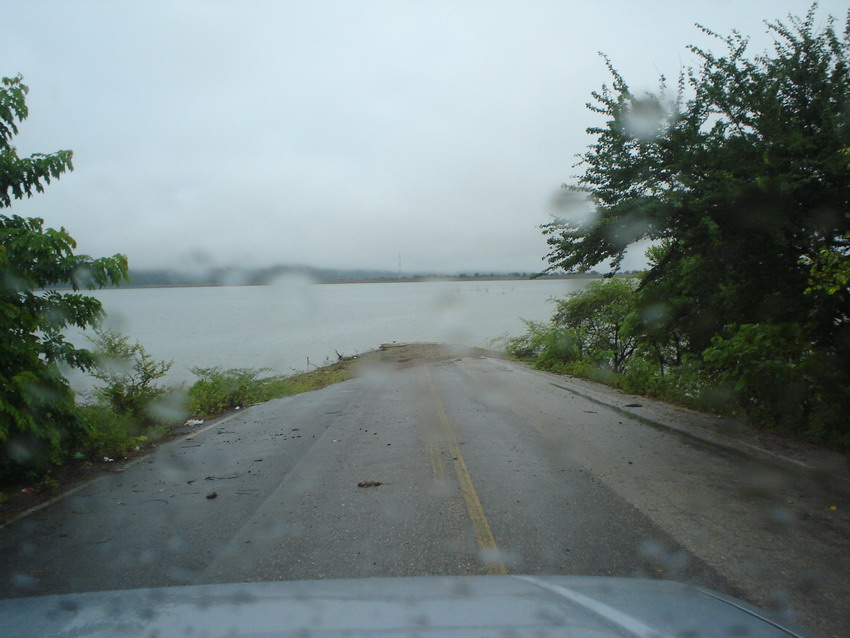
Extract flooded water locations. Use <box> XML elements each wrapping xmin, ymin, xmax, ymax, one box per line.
<box><xmin>67</xmin><ymin>278</ymin><xmax>591</xmax><ymax>389</ymax></box>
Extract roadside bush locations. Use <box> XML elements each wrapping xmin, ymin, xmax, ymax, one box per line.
<box><xmin>702</xmin><ymin>323</ymin><xmax>808</xmax><ymax>430</ymax></box>
<box><xmin>799</xmin><ymin>353</ymin><xmax>850</xmax><ymax>447</ymax></box>
<box><xmin>503</xmin><ymin>325</ymin><xmax>541</xmax><ymax>360</ymax></box>
<box><xmin>620</xmin><ymin>357</ymin><xmax>664</xmax><ymax>396</ymax></box>
<box><xmin>506</xmin><ymin>320</ymin><xmax>582</xmax><ymax>372</ymax></box>
<box><xmin>504</xmin><ymin>285</ymin><xmax>737</xmax><ymax>417</ymax></box>
<box><xmin>75</xmin><ymin>404</ymin><xmax>166</xmax><ymax>461</ymax></box>
<box><xmin>553</xmin><ymin>278</ymin><xmax>639</xmax><ymax>373</ymax></box>
<box><xmin>83</xmin><ymin>404</ymin><xmax>130</xmax><ymax>458</ymax></box>
<box><xmin>76</xmin><ymin>405</ymin><xmax>141</xmax><ymax>460</ymax></box>
<box><xmin>89</xmin><ymin>328</ymin><xmax>172</xmax><ymax>422</ymax></box>
<box><xmin>537</xmin><ymin>326</ymin><xmax>581</xmax><ymax>371</ymax></box>
<box><xmin>701</xmin><ymin>324</ymin><xmax>850</xmax><ymax>445</ymax></box>
<box><xmin>187</xmin><ymin>367</ymin><xmax>265</xmax><ymax>417</ymax></box>
<box><xmin>506</xmin><ymin>280</ymin><xmax>639</xmax><ymax>374</ymax></box>
<box><xmin>503</xmin><ymin>277</ymin><xmax>849</xmax><ymax>448</ymax></box>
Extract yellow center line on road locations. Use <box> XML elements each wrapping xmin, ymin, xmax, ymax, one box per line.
<box><xmin>427</xmin><ymin>439</ymin><xmax>446</xmax><ymax>484</ymax></box>
<box><xmin>424</xmin><ymin>367</ymin><xmax>508</xmax><ymax>576</ymax></box>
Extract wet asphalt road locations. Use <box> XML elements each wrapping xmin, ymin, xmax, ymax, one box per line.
<box><xmin>1</xmin><ymin>354</ymin><xmax>849</xmax><ymax>637</ymax></box>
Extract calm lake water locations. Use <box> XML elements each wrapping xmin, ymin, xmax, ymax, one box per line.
<box><xmin>67</xmin><ymin>278</ymin><xmax>591</xmax><ymax>390</ymax></box>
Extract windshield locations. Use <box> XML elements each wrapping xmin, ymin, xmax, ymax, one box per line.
<box><xmin>1</xmin><ymin>3</ymin><xmax>849</xmax><ymax>638</ymax></box>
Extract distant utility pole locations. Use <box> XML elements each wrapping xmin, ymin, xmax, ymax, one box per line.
<box><xmin>398</xmin><ymin>253</ymin><xmax>401</xmax><ymax>278</ymax></box>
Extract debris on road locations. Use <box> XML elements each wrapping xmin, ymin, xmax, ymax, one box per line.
<box><xmin>206</xmin><ymin>492</ymin><xmax>217</xmax><ymax>499</ymax></box>
<box><xmin>357</xmin><ymin>481</ymin><xmax>382</xmax><ymax>488</ymax></box>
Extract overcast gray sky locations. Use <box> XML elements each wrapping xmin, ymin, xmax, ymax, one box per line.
<box><xmin>2</xmin><ymin>1</ymin><xmax>845</xmax><ymax>274</ymax></box>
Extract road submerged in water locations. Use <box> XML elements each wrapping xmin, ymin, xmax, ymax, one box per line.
<box><xmin>1</xmin><ymin>344</ymin><xmax>848</xmax><ymax>637</ymax></box>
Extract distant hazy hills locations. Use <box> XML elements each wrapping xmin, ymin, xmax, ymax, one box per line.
<box><xmin>125</xmin><ymin>265</ymin><xmax>400</xmax><ymax>287</ymax></box>
<box><xmin>122</xmin><ymin>265</ymin><xmax>565</xmax><ymax>287</ymax></box>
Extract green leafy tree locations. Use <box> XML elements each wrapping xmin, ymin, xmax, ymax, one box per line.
<box><xmin>803</xmin><ymin>229</ymin><xmax>850</xmax><ymax>296</ymax></box>
<box><xmin>1</xmin><ymin>75</ymin><xmax>128</xmax><ymax>473</ymax></box>
<box><xmin>543</xmin><ymin>5</ymin><xmax>850</xmax><ymax>354</ymax></box>
<box><xmin>625</xmin><ymin>242</ymin><xmax>688</xmax><ymax>373</ymax></box>
<box><xmin>538</xmin><ymin>5</ymin><xmax>850</xmax><ymax>444</ymax></box>
<box><xmin>552</xmin><ymin>278</ymin><xmax>639</xmax><ymax>373</ymax></box>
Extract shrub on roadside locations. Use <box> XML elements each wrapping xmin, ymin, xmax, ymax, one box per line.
<box><xmin>620</xmin><ymin>357</ymin><xmax>664</xmax><ymax>396</ymax></box>
<box><xmin>187</xmin><ymin>367</ymin><xmax>265</xmax><ymax>417</ymax></box>
<box><xmin>505</xmin><ymin>320</ymin><xmax>581</xmax><ymax>372</ymax></box>
<box><xmin>503</xmin><ymin>328</ymin><xmax>540</xmax><ymax>360</ymax></box>
<box><xmin>702</xmin><ymin>323</ymin><xmax>808</xmax><ymax>430</ymax></box>
<box><xmin>553</xmin><ymin>278</ymin><xmax>639</xmax><ymax>374</ymax></box>
<box><xmin>76</xmin><ymin>404</ymin><xmax>141</xmax><ymax>459</ymax></box>
<box><xmin>537</xmin><ymin>327</ymin><xmax>582</xmax><ymax>371</ymax></box>
<box><xmin>503</xmin><ymin>281</ymin><xmax>753</xmax><ymax>425</ymax></box>
<box><xmin>75</xmin><ymin>404</ymin><xmax>166</xmax><ymax>461</ymax></box>
<box><xmin>89</xmin><ymin>328</ymin><xmax>173</xmax><ymax>422</ymax></box>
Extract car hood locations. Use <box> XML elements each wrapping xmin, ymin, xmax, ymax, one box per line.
<box><xmin>0</xmin><ymin>574</ymin><xmax>816</xmax><ymax>637</ymax></box>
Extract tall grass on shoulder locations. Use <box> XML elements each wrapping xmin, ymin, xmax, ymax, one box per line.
<box><xmin>187</xmin><ymin>367</ymin><xmax>266</xmax><ymax>417</ymax></box>
<box><xmin>187</xmin><ymin>361</ymin><xmax>356</xmax><ymax>418</ymax></box>
<box><xmin>254</xmin><ymin>361</ymin><xmax>352</xmax><ymax>403</ymax></box>
<box><xmin>76</xmin><ymin>404</ymin><xmax>168</xmax><ymax>461</ymax></box>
